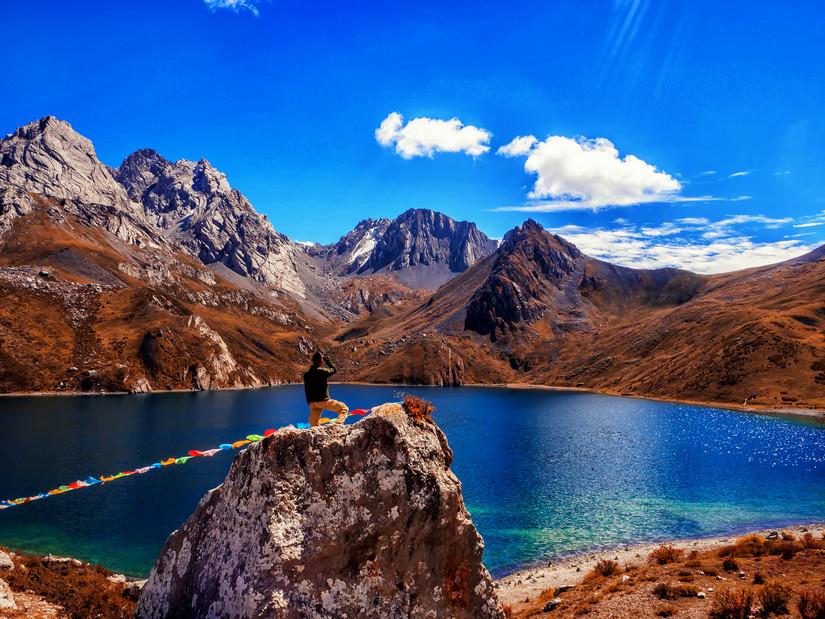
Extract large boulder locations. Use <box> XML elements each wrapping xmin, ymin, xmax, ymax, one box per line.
<box><xmin>136</xmin><ymin>408</ymin><xmax>504</xmax><ymax>618</ymax></box>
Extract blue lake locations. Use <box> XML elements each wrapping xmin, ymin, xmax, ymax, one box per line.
<box><xmin>0</xmin><ymin>386</ymin><xmax>823</xmax><ymax>578</ymax></box>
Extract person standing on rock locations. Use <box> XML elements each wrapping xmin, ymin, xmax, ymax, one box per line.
<box><xmin>304</xmin><ymin>352</ymin><xmax>349</xmax><ymax>427</ymax></box>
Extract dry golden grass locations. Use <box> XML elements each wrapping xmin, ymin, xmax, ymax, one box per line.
<box><xmin>648</xmin><ymin>544</ymin><xmax>685</xmax><ymax>565</ymax></box>
<box><xmin>2</xmin><ymin>549</ymin><xmax>136</xmax><ymax>619</ymax></box>
<box><xmin>510</xmin><ymin>530</ymin><xmax>825</xmax><ymax>618</ymax></box>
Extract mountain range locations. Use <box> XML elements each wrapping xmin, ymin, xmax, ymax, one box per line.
<box><xmin>1</xmin><ymin>117</ymin><xmax>822</xmax><ymax>410</ymax></box>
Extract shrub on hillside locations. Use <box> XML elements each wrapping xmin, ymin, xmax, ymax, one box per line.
<box><xmin>797</xmin><ymin>589</ymin><xmax>825</xmax><ymax>619</ymax></box>
<box><xmin>592</xmin><ymin>559</ymin><xmax>620</xmax><ymax>577</ymax></box>
<box><xmin>736</xmin><ymin>534</ymin><xmax>767</xmax><ymax>556</ymax></box>
<box><xmin>802</xmin><ymin>532</ymin><xmax>823</xmax><ymax>550</ymax></box>
<box><xmin>649</xmin><ymin>544</ymin><xmax>685</xmax><ymax>565</ymax></box>
<box><xmin>722</xmin><ymin>556</ymin><xmax>740</xmax><ymax>572</ymax></box>
<box><xmin>710</xmin><ymin>588</ymin><xmax>754</xmax><ymax>619</ymax></box>
<box><xmin>3</xmin><ymin>555</ymin><xmax>135</xmax><ymax>619</ymax></box>
<box><xmin>718</xmin><ymin>544</ymin><xmax>737</xmax><ymax>557</ymax></box>
<box><xmin>753</xmin><ymin>572</ymin><xmax>765</xmax><ymax>585</ymax></box>
<box><xmin>652</xmin><ymin>582</ymin><xmax>700</xmax><ymax>600</ymax></box>
<box><xmin>759</xmin><ymin>581</ymin><xmax>792</xmax><ymax>616</ymax></box>
<box><xmin>775</xmin><ymin>541</ymin><xmax>802</xmax><ymax>560</ymax></box>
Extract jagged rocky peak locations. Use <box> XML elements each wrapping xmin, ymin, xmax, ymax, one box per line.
<box><xmin>136</xmin><ymin>407</ymin><xmax>504</xmax><ymax>618</ymax></box>
<box><xmin>192</xmin><ymin>158</ymin><xmax>233</xmax><ymax>194</ymax></box>
<box><xmin>316</xmin><ymin>216</ymin><xmax>391</xmax><ymax>269</ymax></box>
<box><xmin>114</xmin><ymin>148</ymin><xmax>170</xmax><ymax>202</ymax></box>
<box><xmin>115</xmin><ymin>148</ymin><xmax>306</xmax><ymax>297</ymax></box>
<box><xmin>0</xmin><ymin>116</ymin><xmax>132</xmax><ymax>209</ymax></box>
<box><xmin>370</xmin><ymin>208</ymin><xmax>497</xmax><ymax>273</ymax></box>
<box><xmin>322</xmin><ymin>208</ymin><xmax>498</xmax><ymax>289</ymax></box>
<box><xmin>465</xmin><ymin>219</ymin><xmax>584</xmax><ymax>340</ymax></box>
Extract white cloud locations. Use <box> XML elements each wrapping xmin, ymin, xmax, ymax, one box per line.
<box><xmin>494</xmin><ymin>194</ymin><xmax>721</xmax><ymax>213</ymax></box>
<box><xmin>713</xmin><ymin>215</ymin><xmax>791</xmax><ymax>228</ymax></box>
<box><xmin>728</xmin><ymin>170</ymin><xmax>752</xmax><ymax>178</ymax></box>
<box><xmin>640</xmin><ymin>222</ymin><xmax>683</xmax><ymax>237</ymax></box>
<box><xmin>375</xmin><ymin>112</ymin><xmax>491</xmax><ymax>159</ymax></box>
<box><xmin>793</xmin><ymin>211</ymin><xmax>825</xmax><ymax>228</ymax></box>
<box><xmin>497</xmin><ymin>135</ymin><xmax>538</xmax><ymax>157</ymax></box>
<box><xmin>698</xmin><ymin>170</ymin><xmax>717</xmax><ymax>176</ymax></box>
<box><xmin>773</xmin><ymin>170</ymin><xmax>791</xmax><ymax>176</ymax></box>
<box><xmin>676</xmin><ymin>217</ymin><xmax>709</xmax><ymax>225</ymax></box>
<box><xmin>549</xmin><ymin>215</ymin><xmax>814</xmax><ymax>274</ymax></box>
<box><xmin>496</xmin><ymin>134</ymin><xmax>684</xmax><ymax>210</ymax></box>
<box><xmin>203</xmin><ymin>0</ymin><xmax>264</xmax><ymax>15</ymax></box>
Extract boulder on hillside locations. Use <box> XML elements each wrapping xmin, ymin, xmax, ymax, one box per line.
<box><xmin>135</xmin><ymin>406</ymin><xmax>504</xmax><ymax>619</ymax></box>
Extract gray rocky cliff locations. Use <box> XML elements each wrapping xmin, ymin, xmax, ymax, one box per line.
<box><xmin>0</xmin><ymin>116</ymin><xmax>132</xmax><ymax>209</ymax></box>
<box><xmin>115</xmin><ymin>150</ymin><xmax>306</xmax><ymax>297</ymax></box>
<box><xmin>315</xmin><ymin>208</ymin><xmax>498</xmax><ymax>289</ymax></box>
<box><xmin>0</xmin><ymin>117</ymin><xmax>305</xmax><ymax>297</ymax></box>
<box><xmin>364</xmin><ymin>208</ymin><xmax>497</xmax><ymax>276</ymax></box>
<box><xmin>0</xmin><ymin>117</ymin><xmax>162</xmax><ymax>246</ymax></box>
<box><xmin>135</xmin><ymin>408</ymin><xmax>504</xmax><ymax>619</ymax></box>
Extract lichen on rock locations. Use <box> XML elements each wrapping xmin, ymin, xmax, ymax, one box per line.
<box><xmin>136</xmin><ymin>409</ymin><xmax>504</xmax><ymax>618</ymax></box>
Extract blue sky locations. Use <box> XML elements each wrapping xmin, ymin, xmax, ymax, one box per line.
<box><xmin>2</xmin><ymin>0</ymin><xmax>824</xmax><ymax>272</ymax></box>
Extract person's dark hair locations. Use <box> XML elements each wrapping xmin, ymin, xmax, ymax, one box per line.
<box><xmin>311</xmin><ymin>351</ymin><xmax>323</xmax><ymax>364</ymax></box>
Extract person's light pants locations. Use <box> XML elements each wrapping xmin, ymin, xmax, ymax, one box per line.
<box><xmin>308</xmin><ymin>399</ymin><xmax>349</xmax><ymax>427</ymax></box>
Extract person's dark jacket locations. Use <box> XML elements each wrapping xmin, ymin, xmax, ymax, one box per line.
<box><xmin>303</xmin><ymin>360</ymin><xmax>337</xmax><ymax>403</ymax></box>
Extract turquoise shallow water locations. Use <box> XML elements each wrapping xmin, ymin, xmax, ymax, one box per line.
<box><xmin>0</xmin><ymin>386</ymin><xmax>823</xmax><ymax>577</ymax></box>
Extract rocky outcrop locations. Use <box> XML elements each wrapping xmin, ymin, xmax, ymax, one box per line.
<box><xmin>0</xmin><ymin>578</ymin><xmax>16</xmax><ymax>611</ymax></box>
<box><xmin>0</xmin><ymin>186</ymin><xmax>34</xmax><ymax>239</ymax></box>
<box><xmin>136</xmin><ymin>408</ymin><xmax>504</xmax><ymax>619</ymax></box>
<box><xmin>115</xmin><ymin>149</ymin><xmax>306</xmax><ymax>297</ymax></box>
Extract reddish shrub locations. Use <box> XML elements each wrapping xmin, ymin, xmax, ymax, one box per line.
<box><xmin>654</xmin><ymin>582</ymin><xmax>699</xmax><ymax>599</ymax></box>
<box><xmin>722</xmin><ymin>556</ymin><xmax>740</xmax><ymax>572</ymax></box>
<box><xmin>753</xmin><ymin>572</ymin><xmax>765</xmax><ymax>585</ymax></box>
<box><xmin>649</xmin><ymin>544</ymin><xmax>685</xmax><ymax>565</ymax></box>
<box><xmin>759</xmin><ymin>581</ymin><xmax>792</xmax><ymax>616</ymax></box>
<box><xmin>736</xmin><ymin>534</ymin><xmax>767</xmax><ymax>556</ymax></box>
<box><xmin>592</xmin><ymin>559</ymin><xmax>620</xmax><ymax>577</ymax></box>
<box><xmin>3</xmin><ymin>555</ymin><xmax>135</xmax><ymax>619</ymax></box>
<box><xmin>798</xmin><ymin>590</ymin><xmax>825</xmax><ymax>619</ymax></box>
<box><xmin>710</xmin><ymin>588</ymin><xmax>754</xmax><ymax>619</ymax></box>
<box><xmin>402</xmin><ymin>395</ymin><xmax>436</xmax><ymax>425</ymax></box>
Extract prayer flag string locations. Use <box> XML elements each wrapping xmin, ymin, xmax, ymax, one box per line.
<box><xmin>0</xmin><ymin>406</ymin><xmax>377</xmax><ymax>511</ymax></box>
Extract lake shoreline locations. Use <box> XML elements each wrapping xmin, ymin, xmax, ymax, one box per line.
<box><xmin>2</xmin><ymin>380</ymin><xmax>823</xmax><ymax>421</ymax></box>
<box><xmin>494</xmin><ymin>521</ymin><xmax>825</xmax><ymax>607</ymax></box>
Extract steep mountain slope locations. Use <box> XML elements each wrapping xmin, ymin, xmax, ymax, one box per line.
<box><xmin>1</xmin><ymin>116</ymin><xmax>823</xmax><ymax>410</ymax></box>
<box><xmin>0</xmin><ymin>118</ymin><xmax>331</xmax><ymax>393</ymax></box>
<box><xmin>315</xmin><ymin>208</ymin><xmax>498</xmax><ymax>288</ymax></box>
<box><xmin>115</xmin><ymin>149</ymin><xmax>305</xmax><ymax>297</ymax></box>
<box><xmin>343</xmin><ymin>220</ymin><xmax>825</xmax><ymax>409</ymax></box>
<box><xmin>0</xmin><ymin>193</ymin><xmax>317</xmax><ymax>394</ymax></box>
<box><xmin>536</xmin><ymin>249</ymin><xmax>825</xmax><ymax>407</ymax></box>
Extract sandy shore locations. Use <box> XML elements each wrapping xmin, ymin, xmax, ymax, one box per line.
<box><xmin>494</xmin><ymin>522</ymin><xmax>825</xmax><ymax>606</ymax></box>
